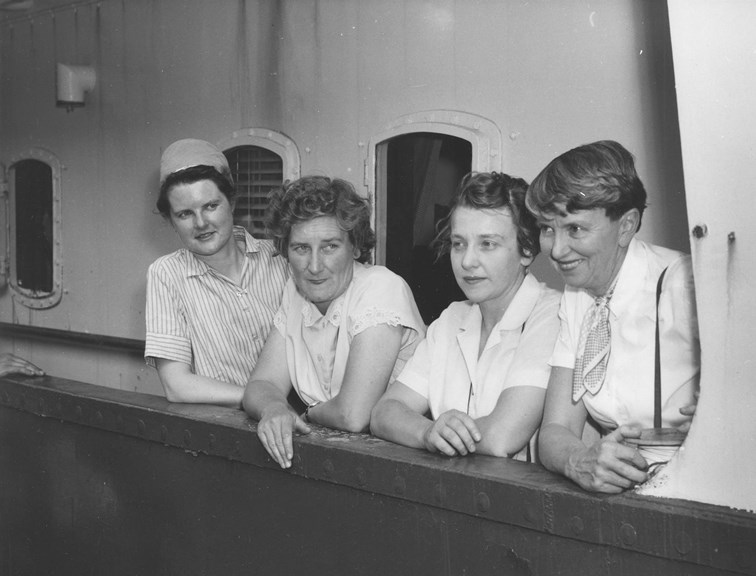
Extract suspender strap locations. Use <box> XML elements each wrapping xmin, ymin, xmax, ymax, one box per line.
<box><xmin>654</xmin><ymin>267</ymin><xmax>669</xmax><ymax>428</ymax></box>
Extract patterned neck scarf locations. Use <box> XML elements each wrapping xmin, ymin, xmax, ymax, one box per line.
<box><xmin>572</xmin><ymin>285</ymin><xmax>616</xmax><ymax>402</ymax></box>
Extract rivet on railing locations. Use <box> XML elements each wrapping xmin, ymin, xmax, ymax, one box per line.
<box><xmin>392</xmin><ymin>476</ymin><xmax>406</xmax><ymax>496</ymax></box>
<box><xmin>735</xmin><ymin>546</ymin><xmax>751</xmax><ymax>569</ymax></box>
<box><xmin>570</xmin><ymin>516</ymin><xmax>585</xmax><ymax>535</ymax></box>
<box><xmin>523</xmin><ymin>504</ymin><xmax>538</xmax><ymax>526</ymax></box>
<box><xmin>475</xmin><ymin>492</ymin><xmax>491</xmax><ymax>514</ymax></box>
<box><xmin>433</xmin><ymin>484</ymin><xmax>446</xmax><ymax>505</ymax></box>
<box><xmin>619</xmin><ymin>522</ymin><xmax>637</xmax><ymax>546</ymax></box>
<box><xmin>674</xmin><ymin>531</ymin><xmax>692</xmax><ymax>556</ymax></box>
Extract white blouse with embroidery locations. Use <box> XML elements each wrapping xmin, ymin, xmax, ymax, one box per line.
<box><xmin>274</xmin><ymin>262</ymin><xmax>426</xmax><ymax>406</ymax></box>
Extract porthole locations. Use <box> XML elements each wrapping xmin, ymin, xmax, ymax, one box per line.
<box><xmin>6</xmin><ymin>148</ymin><xmax>63</xmax><ymax>309</ymax></box>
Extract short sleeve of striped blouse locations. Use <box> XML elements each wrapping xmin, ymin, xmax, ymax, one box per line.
<box><xmin>144</xmin><ymin>258</ymin><xmax>193</xmax><ymax>368</ymax></box>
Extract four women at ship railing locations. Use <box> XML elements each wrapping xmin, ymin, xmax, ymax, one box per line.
<box><xmin>141</xmin><ymin>137</ymin><xmax>700</xmax><ymax>493</ymax></box>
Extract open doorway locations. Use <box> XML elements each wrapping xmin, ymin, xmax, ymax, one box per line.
<box><xmin>378</xmin><ymin>133</ymin><xmax>472</xmax><ymax>323</ymax></box>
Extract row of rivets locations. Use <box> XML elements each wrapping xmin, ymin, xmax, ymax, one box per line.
<box><xmin>2</xmin><ymin>385</ymin><xmax>748</xmax><ymax>570</ymax></box>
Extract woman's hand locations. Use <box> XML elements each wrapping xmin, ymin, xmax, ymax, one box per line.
<box><xmin>243</xmin><ymin>329</ymin><xmax>307</xmax><ymax>469</ymax></box>
<box><xmin>566</xmin><ymin>425</ymin><xmax>649</xmax><ymax>493</ymax></box>
<box><xmin>677</xmin><ymin>390</ymin><xmax>699</xmax><ymax>433</ymax></box>
<box><xmin>422</xmin><ymin>409</ymin><xmax>481</xmax><ymax>456</ymax></box>
<box><xmin>0</xmin><ymin>353</ymin><xmax>44</xmax><ymax>377</ymax></box>
<box><xmin>257</xmin><ymin>402</ymin><xmax>311</xmax><ymax>469</ymax></box>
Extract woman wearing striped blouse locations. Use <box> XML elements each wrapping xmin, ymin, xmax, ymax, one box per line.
<box><xmin>145</xmin><ymin>139</ymin><xmax>289</xmax><ymax>408</ymax></box>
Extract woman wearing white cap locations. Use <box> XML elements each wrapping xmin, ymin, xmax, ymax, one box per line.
<box><xmin>145</xmin><ymin>139</ymin><xmax>289</xmax><ymax>407</ymax></box>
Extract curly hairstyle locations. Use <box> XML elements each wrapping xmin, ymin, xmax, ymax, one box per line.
<box><xmin>434</xmin><ymin>171</ymin><xmax>540</xmax><ymax>261</ymax></box>
<box><xmin>526</xmin><ymin>140</ymin><xmax>647</xmax><ymax>229</ymax></box>
<box><xmin>157</xmin><ymin>165</ymin><xmax>235</xmax><ymax>219</ymax></box>
<box><xmin>265</xmin><ymin>176</ymin><xmax>376</xmax><ymax>263</ymax></box>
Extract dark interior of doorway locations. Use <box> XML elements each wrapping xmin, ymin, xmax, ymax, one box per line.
<box><xmin>385</xmin><ymin>133</ymin><xmax>471</xmax><ymax>324</ymax></box>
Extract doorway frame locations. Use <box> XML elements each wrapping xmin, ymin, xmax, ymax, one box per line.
<box><xmin>366</xmin><ymin>110</ymin><xmax>502</xmax><ymax>264</ymax></box>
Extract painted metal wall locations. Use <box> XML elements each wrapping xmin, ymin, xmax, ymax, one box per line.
<box><xmin>638</xmin><ymin>0</ymin><xmax>756</xmax><ymax>512</ymax></box>
<box><xmin>0</xmin><ymin>0</ymin><xmax>687</xmax><ymax>390</ymax></box>
<box><xmin>2</xmin><ymin>374</ymin><xmax>754</xmax><ymax>575</ymax></box>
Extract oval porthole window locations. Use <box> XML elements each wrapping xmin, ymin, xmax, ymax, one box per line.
<box><xmin>7</xmin><ymin>148</ymin><xmax>63</xmax><ymax>309</ymax></box>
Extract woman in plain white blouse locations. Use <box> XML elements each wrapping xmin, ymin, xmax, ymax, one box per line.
<box><xmin>243</xmin><ymin>176</ymin><xmax>425</xmax><ymax>469</ymax></box>
<box><xmin>371</xmin><ymin>172</ymin><xmax>560</xmax><ymax>460</ymax></box>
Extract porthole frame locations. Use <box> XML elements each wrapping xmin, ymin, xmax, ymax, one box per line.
<box><xmin>7</xmin><ymin>147</ymin><xmax>63</xmax><ymax>310</ymax></box>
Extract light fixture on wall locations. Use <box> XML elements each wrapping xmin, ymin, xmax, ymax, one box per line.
<box><xmin>56</xmin><ymin>64</ymin><xmax>96</xmax><ymax>112</ymax></box>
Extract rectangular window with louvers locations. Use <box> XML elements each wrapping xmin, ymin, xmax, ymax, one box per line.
<box><xmin>224</xmin><ymin>146</ymin><xmax>284</xmax><ymax>239</ymax></box>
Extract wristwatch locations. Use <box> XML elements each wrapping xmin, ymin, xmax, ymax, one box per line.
<box><xmin>303</xmin><ymin>402</ymin><xmax>320</xmax><ymax>423</ymax></box>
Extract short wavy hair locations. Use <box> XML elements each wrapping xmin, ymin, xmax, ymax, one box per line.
<box><xmin>526</xmin><ymin>140</ymin><xmax>647</xmax><ymax>229</ymax></box>
<box><xmin>265</xmin><ymin>176</ymin><xmax>375</xmax><ymax>263</ymax></box>
<box><xmin>157</xmin><ymin>165</ymin><xmax>235</xmax><ymax>220</ymax></box>
<box><xmin>434</xmin><ymin>171</ymin><xmax>540</xmax><ymax>261</ymax></box>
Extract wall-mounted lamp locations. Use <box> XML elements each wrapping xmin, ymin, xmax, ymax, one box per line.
<box><xmin>56</xmin><ymin>63</ymin><xmax>96</xmax><ymax>112</ymax></box>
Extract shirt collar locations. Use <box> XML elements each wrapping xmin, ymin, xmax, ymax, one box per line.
<box><xmin>607</xmin><ymin>237</ymin><xmax>644</xmax><ymax>317</ymax></box>
<box><xmin>458</xmin><ymin>302</ymin><xmax>483</xmax><ymax>333</ymax></box>
<box><xmin>300</xmin><ymin>261</ymin><xmax>359</xmax><ymax>328</ymax></box>
<box><xmin>457</xmin><ymin>272</ymin><xmax>541</xmax><ymax>334</ymax></box>
<box><xmin>184</xmin><ymin>226</ymin><xmax>259</xmax><ymax>278</ymax></box>
<box><xmin>302</xmin><ymin>297</ymin><xmax>344</xmax><ymax>328</ymax></box>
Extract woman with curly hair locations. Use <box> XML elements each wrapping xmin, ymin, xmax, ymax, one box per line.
<box><xmin>243</xmin><ymin>176</ymin><xmax>425</xmax><ymax>468</ymax></box>
<box><xmin>371</xmin><ymin>172</ymin><xmax>560</xmax><ymax>460</ymax></box>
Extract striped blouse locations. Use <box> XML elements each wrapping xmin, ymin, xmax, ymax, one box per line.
<box><xmin>145</xmin><ymin>227</ymin><xmax>289</xmax><ymax>388</ymax></box>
